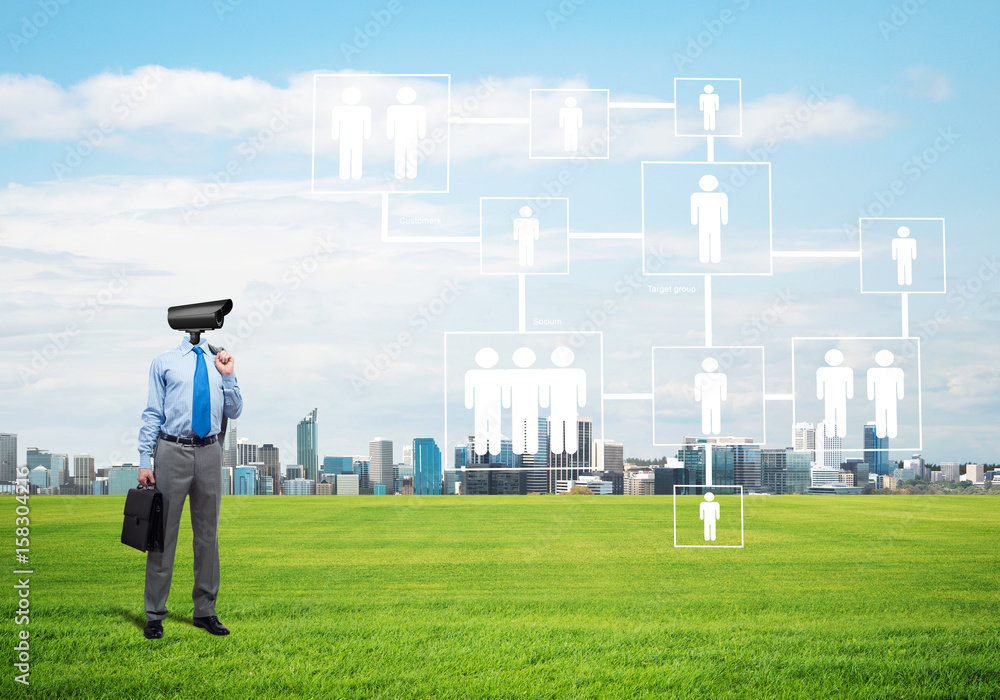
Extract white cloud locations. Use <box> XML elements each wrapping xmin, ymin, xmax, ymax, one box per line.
<box><xmin>735</xmin><ymin>90</ymin><xmax>895</xmax><ymax>148</ymax></box>
<box><xmin>901</xmin><ymin>64</ymin><xmax>953</xmax><ymax>102</ymax></box>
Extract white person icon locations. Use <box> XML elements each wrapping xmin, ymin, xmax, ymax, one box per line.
<box><xmin>816</xmin><ymin>349</ymin><xmax>854</xmax><ymax>438</ymax></box>
<box><xmin>386</xmin><ymin>86</ymin><xmax>427</xmax><ymax>179</ymax></box>
<box><xmin>699</xmin><ymin>492</ymin><xmax>720</xmax><ymax>542</ymax></box>
<box><xmin>867</xmin><ymin>349</ymin><xmax>904</xmax><ymax>439</ymax></box>
<box><xmin>513</xmin><ymin>206</ymin><xmax>540</xmax><ymax>267</ymax></box>
<box><xmin>694</xmin><ymin>357</ymin><xmax>727</xmax><ymax>435</ymax></box>
<box><xmin>691</xmin><ymin>174</ymin><xmax>728</xmax><ymax>264</ymax></box>
<box><xmin>331</xmin><ymin>87</ymin><xmax>372</xmax><ymax>180</ymax></box>
<box><xmin>502</xmin><ymin>347</ymin><xmax>549</xmax><ymax>456</ymax></box>
<box><xmin>699</xmin><ymin>84</ymin><xmax>720</xmax><ymax>131</ymax></box>
<box><xmin>892</xmin><ymin>226</ymin><xmax>917</xmax><ymax>286</ymax></box>
<box><xmin>545</xmin><ymin>347</ymin><xmax>587</xmax><ymax>454</ymax></box>
<box><xmin>816</xmin><ymin>348</ymin><xmax>854</xmax><ymax>437</ymax></box>
<box><xmin>558</xmin><ymin>97</ymin><xmax>583</xmax><ymax>152</ymax></box>
<box><xmin>464</xmin><ymin>348</ymin><xmax>505</xmax><ymax>456</ymax></box>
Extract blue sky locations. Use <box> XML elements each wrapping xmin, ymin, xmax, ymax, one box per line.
<box><xmin>1</xmin><ymin>0</ymin><xmax>997</xmax><ymax>469</ymax></box>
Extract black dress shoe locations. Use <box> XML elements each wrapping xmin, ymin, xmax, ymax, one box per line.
<box><xmin>192</xmin><ymin>615</ymin><xmax>230</xmax><ymax>636</ymax></box>
<box><xmin>143</xmin><ymin>620</ymin><xmax>163</xmax><ymax>640</ymax></box>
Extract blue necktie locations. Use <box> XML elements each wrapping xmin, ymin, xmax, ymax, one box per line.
<box><xmin>192</xmin><ymin>346</ymin><xmax>211</xmax><ymax>439</ymax></box>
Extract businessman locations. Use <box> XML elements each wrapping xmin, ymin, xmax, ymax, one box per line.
<box><xmin>136</xmin><ymin>337</ymin><xmax>243</xmax><ymax>640</ymax></box>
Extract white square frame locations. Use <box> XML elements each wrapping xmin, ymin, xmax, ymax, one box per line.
<box><xmin>673</xmin><ymin>484</ymin><xmax>744</xmax><ymax>548</ymax></box>
<box><xmin>479</xmin><ymin>196</ymin><xmax>571</xmax><ymax>276</ymax></box>
<box><xmin>311</xmin><ymin>73</ymin><xmax>451</xmax><ymax>194</ymax></box>
<box><xmin>641</xmin><ymin>161</ymin><xmax>773</xmax><ymax>276</ymax></box>
<box><xmin>859</xmin><ymin>217</ymin><xmax>947</xmax><ymax>294</ymax></box>
<box><xmin>673</xmin><ymin>78</ymin><xmax>743</xmax><ymax>138</ymax></box>
<box><xmin>528</xmin><ymin>88</ymin><xmax>611</xmax><ymax>160</ymax></box>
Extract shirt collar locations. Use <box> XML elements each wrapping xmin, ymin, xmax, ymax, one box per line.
<box><xmin>176</xmin><ymin>337</ymin><xmax>210</xmax><ymax>356</ymax></box>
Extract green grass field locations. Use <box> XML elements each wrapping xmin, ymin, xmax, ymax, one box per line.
<box><xmin>4</xmin><ymin>494</ymin><xmax>999</xmax><ymax>699</ymax></box>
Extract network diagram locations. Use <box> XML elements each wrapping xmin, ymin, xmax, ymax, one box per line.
<box><xmin>310</xmin><ymin>72</ymin><xmax>946</xmax><ymax>486</ymax></box>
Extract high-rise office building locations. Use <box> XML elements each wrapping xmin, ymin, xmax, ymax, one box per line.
<box><xmin>523</xmin><ymin>419</ymin><xmax>550</xmax><ymax>494</ymax></box>
<box><xmin>412</xmin><ymin>438</ymin><xmax>442</xmax><ymax>495</ymax></box>
<box><xmin>353</xmin><ymin>459</ymin><xmax>370</xmax><ymax>488</ymax></box>
<box><xmin>547</xmin><ymin>417</ymin><xmax>591</xmax><ymax>493</ymax></box>
<box><xmin>236</xmin><ymin>438</ymin><xmax>258</xmax><ymax>467</ymax></box>
<box><xmin>323</xmin><ymin>456</ymin><xmax>354</xmax><ymax>475</ymax></box>
<box><xmin>863</xmin><ymin>422</ymin><xmax>889</xmax><ymax>475</ymax></box>
<box><xmin>369</xmin><ymin>438</ymin><xmax>393</xmax><ymax>492</ymax></box>
<box><xmin>73</xmin><ymin>454</ymin><xmax>95</xmax><ymax>493</ymax></box>
<box><xmin>939</xmin><ymin>462</ymin><xmax>960</xmax><ymax>482</ymax></box>
<box><xmin>234</xmin><ymin>466</ymin><xmax>259</xmax><ymax>495</ymax></box>
<box><xmin>285</xmin><ymin>465</ymin><xmax>304</xmax><ymax>480</ymax></box>
<box><xmin>593</xmin><ymin>440</ymin><xmax>624</xmax><ymax>473</ymax></box>
<box><xmin>0</xmin><ymin>433</ymin><xmax>16</xmax><ymax>483</ymax></box>
<box><xmin>903</xmin><ymin>454</ymin><xmax>926</xmax><ymax>481</ymax></box>
<box><xmin>260</xmin><ymin>444</ymin><xmax>280</xmax><ymax>472</ymax></box>
<box><xmin>817</xmin><ymin>421</ymin><xmax>842</xmax><ymax>469</ymax></box>
<box><xmin>402</xmin><ymin>445</ymin><xmax>413</xmax><ymax>466</ymax></box>
<box><xmin>284</xmin><ymin>478</ymin><xmax>316</xmax><ymax>495</ymax></box>
<box><xmin>762</xmin><ymin>449</ymin><xmax>812</xmax><ymax>494</ymax></box>
<box><xmin>223</xmin><ymin>420</ymin><xmax>239</xmax><ymax>469</ymax></box>
<box><xmin>624</xmin><ymin>471</ymin><xmax>656</xmax><ymax>495</ymax></box>
<box><xmin>297</xmin><ymin>408</ymin><xmax>319</xmax><ymax>482</ymax></box>
<box><xmin>793</xmin><ymin>422</ymin><xmax>816</xmax><ymax>460</ymax></box>
<box><xmin>108</xmin><ymin>466</ymin><xmax>141</xmax><ymax>495</ymax></box>
<box><xmin>29</xmin><ymin>466</ymin><xmax>50</xmax><ymax>490</ymax></box>
<box><xmin>335</xmin><ymin>473</ymin><xmax>360</xmax><ymax>495</ymax></box>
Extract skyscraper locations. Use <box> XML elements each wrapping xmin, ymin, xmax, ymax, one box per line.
<box><xmin>368</xmin><ymin>438</ymin><xmax>393</xmax><ymax>492</ymax></box>
<box><xmin>236</xmin><ymin>438</ymin><xmax>258</xmax><ymax>467</ymax></box>
<box><xmin>0</xmin><ymin>433</ymin><xmax>16</xmax><ymax>483</ymax></box>
<box><xmin>863</xmin><ymin>422</ymin><xmax>889</xmax><ymax>475</ymax></box>
<box><xmin>260</xmin><ymin>443</ymin><xmax>280</xmax><ymax>471</ymax></box>
<box><xmin>817</xmin><ymin>421</ymin><xmax>842</xmax><ymax>469</ymax></box>
<box><xmin>547</xmin><ymin>417</ymin><xmax>592</xmax><ymax>493</ymax></box>
<box><xmin>353</xmin><ymin>459</ymin><xmax>370</xmax><ymax>488</ymax></box>
<box><xmin>297</xmin><ymin>408</ymin><xmax>319</xmax><ymax>482</ymax></box>
<box><xmin>522</xmin><ymin>419</ymin><xmax>550</xmax><ymax>494</ymax></box>
<box><xmin>412</xmin><ymin>438</ymin><xmax>442</xmax><ymax>495</ymax></box>
<box><xmin>223</xmin><ymin>419</ymin><xmax>239</xmax><ymax>469</ymax></box>
<box><xmin>73</xmin><ymin>454</ymin><xmax>95</xmax><ymax>493</ymax></box>
<box><xmin>323</xmin><ymin>456</ymin><xmax>353</xmax><ymax>475</ymax></box>
<box><xmin>593</xmin><ymin>440</ymin><xmax>624</xmax><ymax>473</ymax></box>
<box><xmin>793</xmin><ymin>422</ymin><xmax>816</xmax><ymax>460</ymax></box>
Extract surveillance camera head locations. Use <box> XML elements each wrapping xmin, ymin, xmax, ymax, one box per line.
<box><xmin>167</xmin><ymin>299</ymin><xmax>233</xmax><ymax>344</ymax></box>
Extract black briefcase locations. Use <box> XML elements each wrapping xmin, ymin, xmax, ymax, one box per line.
<box><xmin>121</xmin><ymin>486</ymin><xmax>164</xmax><ymax>553</ymax></box>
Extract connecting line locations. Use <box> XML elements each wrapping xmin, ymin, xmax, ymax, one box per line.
<box><xmin>707</xmin><ymin>136</ymin><xmax>714</xmax><ymax>163</ymax></box>
<box><xmin>609</xmin><ymin>102</ymin><xmax>675</xmax><ymax>109</ymax></box>
<box><xmin>603</xmin><ymin>393</ymin><xmax>654</xmax><ymax>400</ymax></box>
<box><xmin>704</xmin><ymin>274</ymin><xmax>713</xmax><ymax>347</ymax></box>
<box><xmin>772</xmin><ymin>250</ymin><xmax>861</xmax><ymax>258</ymax></box>
<box><xmin>568</xmin><ymin>232</ymin><xmax>642</xmax><ymax>240</ymax></box>
<box><xmin>901</xmin><ymin>293</ymin><xmax>910</xmax><ymax>338</ymax></box>
<box><xmin>449</xmin><ymin>117</ymin><xmax>530</xmax><ymax>124</ymax></box>
<box><xmin>518</xmin><ymin>274</ymin><xmax>526</xmax><ymax>333</ymax></box>
<box><xmin>380</xmin><ymin>192</ymin><xmax>479</xmax><ymax>244</ymax></box>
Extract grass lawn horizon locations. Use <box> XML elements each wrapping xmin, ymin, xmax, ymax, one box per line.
<box><xmin>5</xmin><ymin>494</ymin><xmax>999</xmax><ymax>699</ymax></box>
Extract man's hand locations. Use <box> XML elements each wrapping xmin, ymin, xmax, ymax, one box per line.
<box><xmin>138</xmin><ymin>469</ymin><xmax>155</xmax><ymax>487</ymax></box>
<box><xmin>215</xmin><ymin>350</ymin><xmax>235</xmax><ymax>376</ymax></box>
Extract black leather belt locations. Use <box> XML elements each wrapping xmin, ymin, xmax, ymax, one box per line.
<box><xmin>158</xmin><ymin>431</ymin><xmax>217</xmax><ymax>447</ymax></box>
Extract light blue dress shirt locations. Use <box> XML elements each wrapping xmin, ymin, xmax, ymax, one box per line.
<box><xmin>138</xmin><ymin>339</ymin><xmax>243</xmax><ymax>469</ymax></box>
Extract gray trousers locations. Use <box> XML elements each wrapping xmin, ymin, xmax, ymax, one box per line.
<box><xmin>144</xmin><ymin>437</ymin><xmax>223</xmax><ymax>621</ymax></box>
